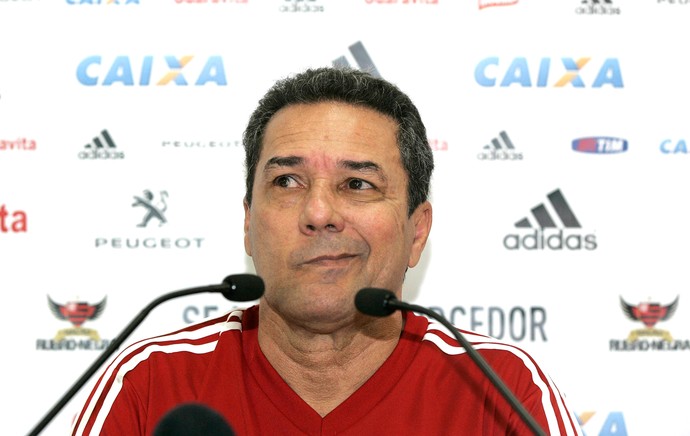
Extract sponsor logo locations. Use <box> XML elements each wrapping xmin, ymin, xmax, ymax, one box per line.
<box><xmin>429</xmin><ymin>138</ymin><xmax>449</xmax><ymax>152</ymax></box>
<box><xmin>280</xmin><ymin>0</ymin><xmax>324</xmax><ymax>12</ymax></box>
<box><xmin>660</xmin><ymin>139</ymin><xmax>690</xmax><ymax>154</ymax></box>
<box><xmin>572</xmin><ymin>136</ymin><xmax>628</xmax><ymax>154</ymax></box>
<box><xmin>66</xmin><ymin>0</ymin><xmax>140</xmax><ymax>4</ymax></box>
<box><xmin>578</xmin><ymin>411</ymin><xmax>628</xmax><ymax>435</ymax></box>
<box><xmin>78</xmin><ymin>129</ymin><xmax>124</xmax><ymax>159</ymax></box>
<box><xmin>333</xmin><ymin>41</ymin><xmax>381</xmax><ymax>79</ymax></box>
<box><xmin>0</xmin><ymin>205</ymin><xmax>27</xmax><ymax>233</ymax></box>
<box><xmin>479</xmin><ymin>0</ymin><xmax>518</xmax><ymax>9</ymax></box>
<box><xmin>175</xmin><ymin>0</ymin><xmax>246</xmax><ymax>3</ymax></box>
<box><xmin>478</xmin><ymin>131</ymin><xmax>523</xmax><ymax>160</ymax></box>
<box><xmin>0</xmin><ymin>137</ymin><xmax>36</xmax><ymax>151</ymax></box>
<box><xmin>611</xmin><ymin>295</ymin><xmax>689</xmax><ymax>351</ymax></box>
<box><xmin>133</xmin><ymin>190</ymin><xmax>168</xmax><ymax>227</ymax></box>
<box><xmin>504</xmin><ymin>189</ymin><xmax>597</xmax><ymax>250</ymax></box>
<box><xmin>475</xmin><ymin>57</ymin><xmax>623</xmax><ymax>88</ymax></box>
<box><xmin>430</xmin><ymin>304</ymin><xmax>547</xmax><ymax>342</ymax></box>
<box><xmin>576</xmin><ymin>0</ymin><xmax>621</xmax><ymax>14</ymax></box>
<box><xmin>94</xmin><ymin>190</ymin><xmax>204</xmax><ymax>249</ymax></box>
<box><xmin>77</xmin><ymin>55</ymin><xmax>227</xmax><ymax>86</ymax></box>
<box><xmin>365</xmin><ymin>0</ymin><xmax>438</xmax><ymax>4</ymax></box>
<box><xmin>161</xmin><ymin>139</ymin><xmax>242</xmax><ymax>148</ymax></box>
<box><xmin>36</xmin><ymin>295</ymin><xmax>111</xmax><ymax>351</ymax></box>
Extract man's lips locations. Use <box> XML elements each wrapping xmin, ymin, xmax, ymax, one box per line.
<box><xmin>303</xmin><ymin>254</ymin><xmax>357</xmax><ymax>266</ymax></box>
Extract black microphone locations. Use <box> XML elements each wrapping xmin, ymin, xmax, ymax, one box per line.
<box><xmin>153</xmin><ymin>402</ymin><xmax>235</xmax><ymax>436</ymax></box>
<box><xmin>28</xmin><ymin>274</ymin><xmax>264</xmax><ymax>436</ymax></box>
<box><xmin>355</xmin><ymin>288</ymin><xmax>547</xmax><ymax>436</ymax></box>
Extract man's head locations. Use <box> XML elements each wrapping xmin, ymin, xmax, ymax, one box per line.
<box><xmin>242</xmin><ymin>67</ymin><xmax>434</xmax><ymax>326</ymax></box>
<box><xmin>243</xmin><ymin>67</ymin><xmax>434</xmax><ymax>217</ymax></box>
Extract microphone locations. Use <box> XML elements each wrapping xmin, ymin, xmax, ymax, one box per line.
<box><xmin>355</xmin><ymin>288</ymin><xmax>547</xmax><ymax>436</ymax></box>
<box><xmin>153</xmin><ymin>402</ymin><xmax>235</xmax><ymax>436</ymax></box>
<box><xmin>28</xmin><ymin>274</ymin><xmax>264</xmax><ymax>436</ymax></box>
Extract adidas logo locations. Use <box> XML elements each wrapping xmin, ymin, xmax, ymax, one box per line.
<box><xmin>577</xmin><ymin>0</ymin><xmax>620</xmax><ymax>14</ymax></box>
<box><xmin>78</xmin><ymin>129</ymin><xmax>124</xmax><ymax>160</ymax></box>
<box><xmin>477</xmin><ymin>131</ymin><xmax>523</xmax><ymax>160</ymax></box>
<box><xmin>333</xmin><ymin>41</ymin><xmax>381</xmax><ymax>78</ymax></box>
<box><xmin>504</xmin><ymin>189</ymin><xmax>597</xmax><ymax>250</ymax></box>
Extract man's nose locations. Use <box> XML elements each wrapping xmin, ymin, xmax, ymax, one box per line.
<box><xmin>299</xmin><ymin>185</ymin><xmax>345</xmax><ymax>235</ymax></box>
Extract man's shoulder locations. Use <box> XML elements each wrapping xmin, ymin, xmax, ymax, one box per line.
<box><xmin>407</xmin><ymin>312</ymin><xmax>537</xmax><ymax>366</ymax></box>
<box><xmin>115</xmin><ymin>306</ymin><xmax>257</xmax><ymax>367</ymax></box>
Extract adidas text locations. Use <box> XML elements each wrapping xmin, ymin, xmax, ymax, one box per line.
<box><xmin>503</xmin><ymin>229</ymin><xmax>597</xmax><ymax>250</ymax></box>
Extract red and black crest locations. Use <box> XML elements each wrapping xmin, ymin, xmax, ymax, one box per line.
<box><xmin>48</xmin><ymin>296</ymin><xmax>107</xmax><ymax>328</ymax></box>
<box><xmin>620</xmin><ymin>296</ymin><xmax>678</xmax><ymax>328</ymax></box>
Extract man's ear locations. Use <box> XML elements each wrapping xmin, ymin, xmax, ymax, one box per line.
<box><xmin>408</xmin><ymin>201</ymin><xmax>432</xmax><ymax>268</ymax></box>
<box><xmin>243</xmin><ymin>198</ymin><xmax>252</xmax><ymax>257</ymax></box>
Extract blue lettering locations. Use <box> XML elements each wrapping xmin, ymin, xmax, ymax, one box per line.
<box><xmin>592</xmin><ymin>58</ymin><xmax>624</xmax><ymax>88</ymax></box>
<box><xmin>599</xmin><ymin>412</ymin><xmax>627</xmax><ymax>436</ymax></box>
<box><xmin>474</xmin><ymin>57</ymin><xmax>499</xmax><ymax>87</ymax></box>
<box><xmin>102</xmin><ymin>56</ymin><xmax>134</xmax><ymax>86</ymax></box>
<box><xmin>500</xmin><ymin>57</ymin><xmax>531</xmax><ymax>87</ymax></box>
<box><xmin>196</xmin><ymin>56</ymin><xmax>227</xmax><ymax>85</ymax></box>
<box><xmin>76</xmin><ymin>56</ymin><xmax>101</xmax><ymax>86</ymax></box>
<box><xmin>139</xmin><ymin>56</ymin><xmax>153</xmax><ymax>85</ymax></box>
<box><xmin>536</xmin><ymin>58</ymin><xmax>550</xmax><ymax>87</ymax></box>
<box><xmin>674</xmin><ymin>139</ymin><xmax>688</xmax><ymax>153</ymax></box>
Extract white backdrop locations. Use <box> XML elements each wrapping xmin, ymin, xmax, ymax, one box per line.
<box><xmin>1</xmin><ymin>1</ymin><xmax>689</xmax><ymax>435</ymax></box>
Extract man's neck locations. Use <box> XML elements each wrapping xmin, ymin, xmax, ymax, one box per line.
<box><xmin>257</xmin><ymin>306</ymin><xmax>403</xmax><ymax>417</ymax></box>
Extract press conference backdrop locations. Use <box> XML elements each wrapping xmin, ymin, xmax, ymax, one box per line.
<box><xmin>1</xmin><ymin>1</ymin><xmax>688</xmax><ymax>435</ymax></box>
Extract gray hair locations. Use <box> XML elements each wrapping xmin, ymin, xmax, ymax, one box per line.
<box><xmin>243</xmin><ymin>67</ymin><xmax>434</xmax><ymax>216</ymax></box>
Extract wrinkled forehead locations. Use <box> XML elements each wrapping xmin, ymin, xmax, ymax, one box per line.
<box><xmin>260</xmin><ymin>101</ymin><xmax>402</xmax><ymax>164</ymax></box>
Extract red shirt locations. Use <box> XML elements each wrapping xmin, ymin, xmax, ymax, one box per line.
<box><xmin>72</xmin><ymin>305</ymin><xmax>581</xmax><ymax>435</ymax></box>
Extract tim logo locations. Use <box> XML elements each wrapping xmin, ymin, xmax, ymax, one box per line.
<box><xmin>611</xmin><ymin>295</ymin><xmax>689</xmax><ymax>351</ymax></box>
<box><xmin>78</xmin><ymin>129</ymin><xmax>124</xmax><ymax>159</ymax></box>
<box><xmin>479</xmin><ymin>0</ymin><xmax>518</xmax><ymax>9</ymax></box>
<box><xmin>0</xmin><ymin>205</ymin><xmax>27</xmax><ymax>233</ymax></box>
<box><xmin>76</xmin><ymin>55</ymin><xmax>227</xmax><ymax>86</ymax></box>
<box><xmin>475</xmin><ymin>57</ymin><xmax>623</xmax><ymax>88</ymax></box>
<box><xmin>333</xmin><ymin>41</ymin><xmax>381</xmax><ymax>78</ymax></box>
<box><xmin>504</xmin><ymin>189</ymin><xmax>597</xmax><ymax>250</ymax></box>
<box><xmin>47</xmin><ymin>296</ymin><xmax>107</xmax><ymax>341</ymax></box>
<box><xmin>132</xmin><ymin>190</ymin><xmax>168</xmax><ymax>227</ymax></box>
<box><xmin>477</xmin><ymin>131</ymin><xmax>523</xmax><ymax>160</ymax></box>
<box><xmin>572</xmin><ymin>137</ymin><xmax>628</xmax><ymax>154</ymax></box>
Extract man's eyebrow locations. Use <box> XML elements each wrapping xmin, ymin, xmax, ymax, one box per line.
<box><xmin>339</xmin><ymin>160</ymin><xmax>387</xmax><ymax>182</ymax></box>
<box><xmin>339</xmin><ymin>160</ymin><xmax>381</xmax><ymax>172</ymax></box>
<box><xmin>264</xmin><ymin>155</ymin><xmax>303</xmax><ymax>170</ymax></box>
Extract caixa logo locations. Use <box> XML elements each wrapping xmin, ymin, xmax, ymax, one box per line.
<box><xmin>660</xmin><ymin>139</ymin><xmax>690</xmax><ymax>154</ymax></box>
<box><xmin>76</xmin><ymin>55</ymin><xmax>227</xmax><ymax>86</ymax></box>
<box><xmin>475</xmin><ymin>57</ymin><xmax>623</xmax><ymax>88</ymax></box>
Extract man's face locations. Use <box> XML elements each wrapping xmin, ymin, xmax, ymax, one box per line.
<box><xmin>244</xmin><ymin>101</ymin><xmax>431</xmax><ymax>329</ymax></box>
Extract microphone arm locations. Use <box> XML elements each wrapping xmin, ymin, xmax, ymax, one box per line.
<box><xmin>356</xmin><ymin>289</ymin><xmax>547</xmax><ymax>436</ymax></box>
<box><xmin>28</xmin><ymin>274</ymin><xmax>264</xmax><ymax>436</ymax></box>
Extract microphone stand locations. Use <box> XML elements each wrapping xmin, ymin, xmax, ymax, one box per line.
<box><xmin>28</xmin><ymin>274</ymin><xmax>262</xmax><ymax>436</ymax></box>
<box><xmin>384</xmin><ymin>296</ymin><xmax>547</xmax><ymax>436</ymax></box>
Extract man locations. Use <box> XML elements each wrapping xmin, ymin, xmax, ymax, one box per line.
<box><xmin>72</xmin><ymin>67</ymin><xmax>581</xmax><ymax>435</ymax></box>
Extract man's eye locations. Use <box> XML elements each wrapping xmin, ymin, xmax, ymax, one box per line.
<box><xmin>274</xmin><ymin>175</ymin><xmax>297</xmax><ymax>188</ymax></box>
<box><xmin>347</xmin><ymin>179</ymin><xmax>374</xmax><ymax>190</ymax></box>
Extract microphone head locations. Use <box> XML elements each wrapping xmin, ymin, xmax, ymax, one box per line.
<box><xmin>153</xmin><ymin>402</ymin><xmax>235</xmax><ymax>436</ymax></box>
<box><xmin>355</xmin><ymin>288</ymin><xmax>398</xmax><ymax>317</ymax></box>
<box><xmin>221</xmin><ymin>274</ymin><xmax>264</xmax><ymax>302</ymax></box>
